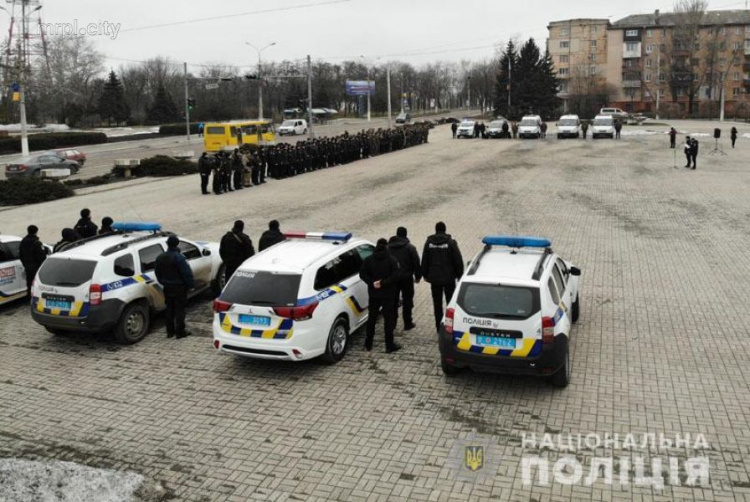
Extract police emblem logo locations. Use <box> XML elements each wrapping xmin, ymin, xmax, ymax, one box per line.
<box><xmin>464</xmin><ymin>445</ymin><xmax>484</xmax><ymax>472</ymax></box>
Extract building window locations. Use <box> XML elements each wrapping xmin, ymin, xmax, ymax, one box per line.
<box><xmin>662</xmin><ymin>28</ymin><xmax>667</xmax><ymax>37</ymax></box>
<box><xmin>589</xmin><ymin>53</ymin><xmax>597</xmax><ymax>62</ymax></box>
<box><xmin>646</xmin><ymin>59</ymin><xmax>652</xmax><ymax>68</ymax></box>
<box><xmin>735</xmin><ymin>26</ymin><xmax>742</xmax><ymax>35</ymax></box>
<box><xmin>659</xmin><ymin>73</ymin><xmax>666</xmax><ymax>82</ymax></box>
<box><xmin>559</xmin><ymin>54</ymin><xmax>569</xmax><ymax>63</ymax></box>
<box><xmin>560</xmin><ymin>41</ymin><xmax>569</xmax><ymax>49</ymax></box>
<box><xmin>645</xmin><ymin>44</ymin><xmax>654</xmax><ymax>54</ymax></box>
<box><xmin>645</xmin><ymin>73</ymin><xmax>652</xmax><ymax>82</ymax></box>
<box><xmin>626</xmin><ymin>42</ymin><xmax>639</xmax><ymax>52</ymax></box>
<box><xmin>626</xmin><ymin>29</ymin><xmax>638</xmax><ymax>37</ymax></box>
<box><xmin>590</xmin><ymin>40</ymin><xmax>597</xmax><ymax>47</ymax></box>
<box><xmin>735</xmin><ymin>41</ymin><xmax>742</xmax><ymax>50</ymax></box>
<box><xmin>660</xmin><ymin>43</ymin><xmax>666</xmax><ymax>52</ymax></box>
<box><xmin>734</xmin><ymin>72</ymin><xmax>740</xmax><ymax>81</ymax></box>
<box><xmin>590</xmin><ymin>65</ymin><xmax>597</xmax><ymax>76</ymax></box>
<box><xmin>561</xmin><ymin>27</ymin><xmax>569</xmax><ymax>36</ymax></box>
<box><xmin>558</xmin><ymin>81</ymin><xmax>569</xmax><ymax>93</ymax></box>
<box><xmin>720</xmin><ymin>57</ymin><xmax>726</xmax><ymax>69</ymax></box>
<box><xmin>659</xmin><ymin>89</ymin><xmax>666</xmax><ymax>97</ymax></box>
<box><xmin>719</xmin><ymin>41</ymin><xmax>726</xmax><ymax>51</ymax></box>
<box><xmin>720</xmin><ymin>27</ymin><xmax>727</xmax><ymax>36</ymax></box>
<box><xmin>733</xmin><ymin>87</ymin><xmax>741</xmax><ymax>96</ymax></box>
<box><xmin>559</xmin><ymin>68</ymin><xmax>569</xmax><ymax>76</ymax></box>
<box><xmin>647</xmin><ymin>29</ymin><xmax>653</xmax><ymax>37</ymax></box>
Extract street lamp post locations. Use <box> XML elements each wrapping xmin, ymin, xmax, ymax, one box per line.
<box><xmin>360</xmin><ymin>55</ymin><xmax>381</xmax><ymax>122</ymax></box>
<box><xmin>246</xmin><ymin>41</ymin><xmax>276</xmax><ymax>120</ymax></box>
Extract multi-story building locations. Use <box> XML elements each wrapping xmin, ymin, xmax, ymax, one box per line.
<box><xmin>549</xmin><ymin>9</ymin><xmax>750</xmax><ymax>117</ymax></box>
<box><xmin>547</xmin><ymin>19</ymin><xmax>611</xmax><ymax>112</ymax></box>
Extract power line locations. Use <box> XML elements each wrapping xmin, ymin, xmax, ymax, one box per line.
<box><xmin>118</xmin><ymin>0</ymin><xmax>350</xmax><ymax>34</ymax></box>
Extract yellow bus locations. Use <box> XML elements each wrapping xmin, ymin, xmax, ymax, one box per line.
<box><xmin>203</xmin><ymin>120</ymin><xmax>275</xmax><ymax>152</ymax></box>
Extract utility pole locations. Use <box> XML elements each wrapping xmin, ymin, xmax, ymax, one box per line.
<box><xmin>508</xmin><ymin>59</ymin><xmax>512</xmax><ymax>110</ymax></box>
<box><xmin>307</xmin><ymin>55</ymin><xmax>314</xmax><ymax>138</ymax></box>
<box><xmin>184</xmin><ymin>62</ymin><xmax>191</xmax><ymax>142</ymax></box>
<box><xmin>19</xmin><ymin>1</ymin><xmax>30</xmax><ymax>157</ymax></box>
<box><xmin>386</xmin><ymin>65</ymin><xmax>392</xmax><ymax>128</ymax></box>
<box><xmin>655</xmin><ymin>51</ymin><xmax>661</xmax><ymax>120</ymax></box>
<box><xmin>467</xmin><ymin>76</ymin><xmax>471</xmax><ymax>110</ymax></box>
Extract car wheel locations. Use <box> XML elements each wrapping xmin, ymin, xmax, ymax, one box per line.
<box><xmin>114</xmin><ymin>302</ymin><xmax>150</xmax><ymax>344</ymax></box>
<box><xmin>549</xmin><ymin>338</ymin><xmax>571</xmax><ymax>388</ymax></box>
<box><xmin>441</xmin><ymin>358</ymin><xmax>460</xmax><ymax>376</ymax></box>
<box><xmin>572</xmin><ymin>294</ymin><xmax>580</xmax><ymax>323</ymax></box>
<box><xmin>211</xmin><ymin>263</ymin><xmax>227</xmax><ymax>296</ymax></box>
<box><xmin>322</xmin><ymin>316</ymin><xmax>348</xmax><ymax>364</ymax></box>
<box><xmin>32</xmin><ymin>169</ymin><xmax>41</xmax><ymax>178</ymax></box>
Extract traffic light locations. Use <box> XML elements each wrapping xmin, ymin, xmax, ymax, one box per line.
<box><xmin>245</xmin><ymin>74</ymin><xmax>259</xmax><ymax>80</ymax></box>
<box><xmin>187</xmin><ymin>98</ymin><xmax>196</xmax><ymax>111</ymax></box>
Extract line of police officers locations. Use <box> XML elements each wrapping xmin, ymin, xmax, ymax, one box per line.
<box><xmin>198</xmin><ymin>123</ymin><xmax>431</xmax><ymax>194</ymax></box>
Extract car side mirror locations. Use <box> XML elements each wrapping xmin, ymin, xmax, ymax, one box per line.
<box><xmin>202</xmin><ymin>249</ymin><xmax>211</xmax><ymax>257</ymax></box>
<box><xmin>570</xmin><ymin>266</ymin><xmax>581</xmax><ymax>276</ymax></box>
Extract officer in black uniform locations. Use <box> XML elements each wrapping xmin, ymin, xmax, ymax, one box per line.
<box><xmin>421</xmin><ymin>222</ymin><xmax>464</xmax><ymax>333</ymax></box>
<box><xmin>19</xmin><ymin>225</ymin><xmax>48</xmax><ymax>294</ymax></box>
<box><xmin>360</xmin><ymin>238</ymin><xmax>401</xmax><ymax>354</ymax></box>
<box><xmin>155</xmin><ymin>235</ymin><xmax>195</xmax><ymax>339</ymax></box>
<box><xmin>198</xmin><ymin>152</ymin><xmax>212</xmax><ymax>194</ymax></box>
<box><xmin>219</xmin><ymin>220</ymin><xmax>255</xmax><ymax>282</ymax></box>
<box><xmin>74</xmin><ymin>208</ymin><xmax>98</xmax><ymax>238</ymax></box>
<box><xmin>388</xmin><ymin>226</ymin><xmax>421</xmax><ymax>331</ymax></box>
<box><xmin>258</xmin><ymin>220</ymin><xmax>286</xmax><ymax>252</ymax></box>
<box><xmin>231</xmin><ymin>149</ymin><xmax>244</xmax><ymax>190</ymax></box>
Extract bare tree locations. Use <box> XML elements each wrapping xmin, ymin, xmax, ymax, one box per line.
<box><xmin>667</xmin><ymin>0</ymin><xmax>708</xmax><ymax>115</ymax></box>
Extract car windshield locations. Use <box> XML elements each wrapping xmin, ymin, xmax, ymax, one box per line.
<box><xmin>559</xmin><ymin>119</ymin><xmax>578</xmax><ymax>126</ymax></box>
<box><xmin>281</xmin><ymin>120</ymin><xmax>296</xmax><ymax>127</ymax></box>
<box><xmin>520</xmin><ymin>119</ymin><xmax>538</xmax><ymax>126</ymax></box>
<box><xmin>461</xmin><ymin>122</ymin><xmax>474</xmax><ymax>127</ymax></box>
<box><xmin>38</xmin><ymin>258</ymin><xmax>97</xmax><ymax>287</ymax></box>
<box><xmin>489</xmin><ymin>121</ymin><xmax>504</xmax><ymax>128</ymax></box>
<box><xmin>220</xmin><ymin>270</ymin><xmax>302</xmax><ymax>307</ymax></box>
<box><xmin>458</xmin><ymin>283</ymin><xmax>540</xmax><ymax>320</ymax></box>
<box><xmin>594</xmin><ymin>118</ymin><xmax>613</xmax><ymax>126</ymax></box>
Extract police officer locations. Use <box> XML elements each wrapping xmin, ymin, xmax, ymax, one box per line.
<box><xmin>451</xmin><ymin>121</ymin><xmax>458</xmax><ymax>138</ymax></box>
<box><xmin>258</xmin><ymin>220</ymin><xmax>285</xmax><ymax>252</ymax></box>
<box><xmin>511</xmin><ymin>121</ymin><xmax>518</xmax><ymax>139</ymax></box>
<box><xmin>155</xmin><ymin>235</ymin><xmax>194</xmax><ymax>339</ymax></box>
<box><xmin>198</xmin><ymin>152</ymin><xmax>212</xmax><ymax>194</ymax></box>
<box><xmin>74</xmin><ymin>208</ymin><xmax>98</xmax><ymax>238</ymax></box>
<box><xmin>211</xmin><ymin>154</ymin><xmax>223</xmax><ymax>195</ymax></box>
<box><xmin>581</xmin><ymin>121</ymin><xmax>589</xmax><ymax>139</ymax></box>
<box><xmin>731</xmin><ymin>126</ymin><xmax>738</xmax><ymax>148</ymax></box>
<box><xmin>219</xmin><ymin>220</ymin><xmax>255</xmax><ymax>282</ymax></box>
<box><xmin>388</xmin><ymin>226</ymin><xmax>421</xmax><ymax>331</ymax></box>
<box><xmin>669</xmin><ymin>127</ymin><xmax>677</xmax><ymax>149</ymax></box>
<box><xmin>53</xmin><ymin>228</ymin><xmax>80</xmax><ymax>253</ymax></box>
<box><xmin>689</xmin><ymin>137</ymin><xmax>699</xmax><ymax>170</ymax></box>
<box><xmin>100</xmin><ymin>217</ymin><xmax>114</xmax><ymax>235</ymax></box>
<box><xmin>614</xmin><ymin>119</ymin><xmax>622</xmax><ymax>139</ymax></box>
<box><xmin>421</xmin><ymin>222</ymin><xmax>464</xmax><ymax>333</ymax></box>
<box><xmin>231</xmin><ymin>149</ymin><xmax>244</xmax><ymax>190</ymax></box>
<box><xmin>220</xmin><ymin>153</ymin><xmax>232</xmax><ymax>192</ymax></box>
<box><xmin>360</xmin><ymin>238</ymin><xmax>401</xmax><ymax>353</ymax></box>
<box><xmin>19</xmin><ymin>225</ymin><xmax>48</xmax><ymax>294</ymax></box>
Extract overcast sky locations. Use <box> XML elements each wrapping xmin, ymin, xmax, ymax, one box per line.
<box><xmin>15</xmin><ymin>0</ymin><xmax>747</xmax><ymax>72</ymax></box>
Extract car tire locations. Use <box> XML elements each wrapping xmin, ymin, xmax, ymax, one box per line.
<box><xmin>322</xmin><ymin>316</ymin><xmax>348</xmax><ymax>364</ymax></box>
<box><xmin>211</xmin><ymin>263</ymin><xmax>227</xmax><ymax>296</ymax></box>
<box><xmin>572</xmin><ymin>294</ymin><xmax>580</xmax><ymax>323</ymax></box>
<box><xmin>549</xmin><ymin>338</ymin><xmax>571</xmax><ymax>388</ymax></box>
<box><xmin>114</xmin><ymin>301</ymin><xmax>150</xmax><ymax>344</ymax></box>
<box><xmin>441</xmin><ymin>358</ymin><xmax>460</xmax><ymax>377</ymax></box>
<box><xmin>32</xmin><ymin>170</ymin><xmax>41</xmax><ymax>178</ymax></box>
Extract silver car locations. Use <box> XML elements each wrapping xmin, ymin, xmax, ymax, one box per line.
<box><xmin>5</xmin><ymin>152</ymin><xmax>80</xmax><ymax>178</ymax></box>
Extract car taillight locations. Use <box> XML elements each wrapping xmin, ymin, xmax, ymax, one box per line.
<box><xmin>273</xmin><ymin>302</ymin><xmax>318</xmax><ymax>320</ymax></box>
<box><xmin>213</xmin><ymin>299</ymin><xmax>232</xmax><ymax>313</ymax></box>
<box><xmin>542</xmin><ymin>316</ymin><xmax>555</xmax><ymax>344</ymax></box>
<box><xmin>89</xmin><ymin>284</ymin><xmax>102</xmax><ymax>306</ymax></box>
<box><xmin>445</xmin><ymin>308</ymin><xmax>455</xmax><ymax>335</ymax></box>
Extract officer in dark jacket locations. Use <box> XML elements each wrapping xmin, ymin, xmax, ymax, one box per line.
<box><xmin>258</xmin><ymin>220</ymin><xmax>285</xmax><ymax>252</ymax></box>
<box><xmin>198</xmin><ymin>152</ymin><xmax>212</xmax><ymax>194</ymax></box>
<box><xmin>360</xmin><ymin>238</ymin><xmax>401</xmax><ymax>353</ymax></box>
<box><xmin>388</xmin><ymin>227</ymin><xmax>421</xmax><ymax>331</ymax></box>
<box><xmin>219</xmin><ymin>220</ymin><xmax>255</xmax><ymax>282</ymax></box>
<box><xmin>53</xmin><ymin>228</ymin><xmax>80</xmax><ymax>253</ymax></box>
<box><xmin>99</xmin><ymin>217</ymin><xmax>114</xmax><ymax>235</ymax></box>
<box><xmin>155</xmin><ymin>235</ymin><xmax>194</xmax><ymax>339</ymax></box>
<box><xmin>74</xmin><ymin>208</ymin><xmax>98</xmax><ymax>238</ymax></box>
<box><xmin>231</xmin><ymin>149</ymin><xmax>244</xmax><ymax>190</ymax></box>
<box><xmin>421</xmin><ymin>222</ymin><xmax>464</xmax><ymax>332</ymax></box>
<box><xmin>19</xmin><ymin>225</ymin><xmax>48</xmax><ymax>294</ymax></box>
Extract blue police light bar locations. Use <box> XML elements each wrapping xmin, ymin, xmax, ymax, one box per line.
<box><xmin>482</xmin><ymin>235</ymin><xmax>551</xmax><ymax>248</ymax></box>
<box><xmin>111</xmin><ymin>222</ymin><xmax>162</xmax><ymax>232</ymax></box>
<box><xmin>284</xmin><ymin>231</ymin><xmax>352</xmax><ymax>241</ymax></box>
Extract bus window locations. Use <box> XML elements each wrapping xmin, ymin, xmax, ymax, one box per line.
<box><xmin>261</xmin><ymin>123</ymin><xmax>272</xmax><ymax>133</ymax></box>
<box><xmin>230</xmin><ymin>126</ymin><xmax>237</xmax><ymax>136</ymax></box>
<box><xmin>206</xmin><ymin>126</ymin><xmax>225</xmax><ymax>135</ymax></box>
<box><xmin>243</xmin><ymin>125</ymin><xmax>258</xmax><ymax>135</ymax></box>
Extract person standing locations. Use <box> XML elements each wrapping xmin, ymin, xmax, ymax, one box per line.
<box><xmin>219</xmin><ymin>220</ymin><xmax>255</xmax><ymax>282</ymax></box>
<box><xmin>155</xmin><ymin>236</ymin><xmax>194</xmax><ymax>339</ymax></box>
<box><xmin>451</xmin><ymin>122</ymin><xmax>458</xmax><ymax>138</ymax></box>
<box><xmin>19</xmin><ymin>225</ymin><xmax>48</xmax><ymax>294</ymax></box>
<box><xmin>511</xmin><ymin>121</ymin><xmax>518</xmax><ymax>139</ymax></box>
<box><xmin>74</xmin><ymin>208</ymin><xmax>98</xmax><ymax>238</ymax></box>
<box><xmin>614</xmin><ymin>120</ymin><xmax>622</xmax><ymax>139</ymax></box>
<box><xmin>53</xmin><ymin>228</ymin><xmax>80</xmax><ymax>253</ymax></box>
<box><xmin>421</xmin><ymin>222</ymin><xmax>464</xmax><ymax>333</ymax></box>
<box><xmin>669</xmin><ymin>127</ymin><xmax>677</xmax><ymax>149</ymax></box>
<box><xmin>231</xmin><ymin>149</ymin><xmax>244</xmax><ymax>191</ymax></box>
<box><xmin>99</xmin><ymin>217</ymin><xmax>114</xmax><ymax>235</ymax></box>
<box><xmin>198</xmin><ymin>122</ymin><xmax>204</xmax><ymax>137</ymax></box>
<box><xmin>501</xmin><ymin>120</ymin><xmax>509</xmax><ymax>139</ymax></box>
<box><xmin>731</xmin><ymin>126</ymin><xmax>738</xmax><ymax>148</ymax></box>
<box><xmin>540</xmin><ymin>121</ymin><xmax>547</xmax><ymax>139</ymax></box>
<box><xmin>581</xmin><ymin>121</ymin><xmax>588</xmax><ymax>139</ymax></box>
<box><xmin>689</xmin><ymin>137</ymin><xmax>699</xmax><ymax>170</ymax></box>
<box><xmin>388</xmin><ymin>227</ymin><xmax>421</xmax><ymax>331</ymax></box>
<box><xmin>360</xmin><ymin>238</ymin><xmax>401</xmax><ymax>353</ymax></box>
<box><xmin>258</xmin><ymin>220</ymin><xmax>285</xmax><ymax>252</ymax></box>
<box><xmin>198</xmin><ymin>152</ymin><xmax>212</xmax><ymax>195</ymax></box>
<box><xmin>683</xmin><ymin>136</ymin><xmax>692</xmax><ymax>168</ymax></box>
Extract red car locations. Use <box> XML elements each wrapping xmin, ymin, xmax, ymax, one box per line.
<box><xmin>56</xmin><ymin>149</ymin><xmax>86</xmax><ymax>166</ymax></box>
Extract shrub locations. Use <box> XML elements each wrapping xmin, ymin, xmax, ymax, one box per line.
<box><xmin>158</xmin><ymin>123</ymin><xmax>201</xmax><ymax>136</ymax></box>
<box><xmin>64</xmin><ymin>175</ymin><xmax>113</xmax><ymax>187</ymax></box>
<box><xmin>0</xmin><ymin>178</ymin><xmax>74</xmax><ymax>206</ymax></box>
<box><xmin>0</xmin><ymin>132</ymin><xmax>107</xmax><ymax>155</ymax></box>
<box><xmin>114</xmin><ymin>155</ymin><xmax>198</xmax><ymax>177</ymax></box>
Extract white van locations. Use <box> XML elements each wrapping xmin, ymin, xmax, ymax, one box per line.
<box><xmin>518</xmin><ymin>115</ymin><xmax>543</xmax><ymax>139</ymax></box>
<box><xmin>556</xmin><ymin>115</ymin><xmax>580</xmax><ymax>139</ymax></box>
<box><xmin>277</xmin><ymin>119</ymin><xmax>308</xmax><ymax>136</ymax></box>
<box><xmin>599</xmin><ymin>108</ymin><xmax>629</xmax><ymax>120</ymax></box>
<box><xmin>591</xmin><ymin>115</ymin><xmax>615</xmax><ymax>139</ymax></box>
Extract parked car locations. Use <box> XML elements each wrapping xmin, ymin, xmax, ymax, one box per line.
<box><xmin>599</xmin><ymin>107</ymin><xmax>629</xmax><ymax>120</ymax></box>
<box><xmin>56</xmin><ymin>149</ymin><xmax>86</xmax><ymax>166</ymax></box>
<box><xmin>487</xmin><ymin>117</ymin><xmax>509</xmax><ymax>138</ymax></box>
<box><xmin>556</xmin><ymin>115</ymin><xmax>581</xmax><ymax>139</ymax></box>
<box><xmin>277</xmin><ymin>119</ymin><xmax>307</xmax><ymax>136</ymax></box>
<box><xmin>395</xmin><ymin>113</ymin><xmax>411</xmax><ymax>124</ymax></box>
<box><xmin>518</xmin><ymin>115</ymin><xmax>543</xmax><ymax>139</ymax></box>
<box><xmin>5</xmin><ymin>152</ymin><xmax>80</xmax><ymax>178</ymax></box>
<box><xmin>591</xmin><ymin>115</ymin><xmax>615</xmax><ymax>139</ymax></box>
<box><xmin>456</xmin><ymin>120</ymin><xmax>476</xmax><ymax>138</ymax></box>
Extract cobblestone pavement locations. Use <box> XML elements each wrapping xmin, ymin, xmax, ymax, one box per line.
<box><xmin>1</xmin><ymin>124</ymin><xmax>750</xmax><ymax>501</ymax></box>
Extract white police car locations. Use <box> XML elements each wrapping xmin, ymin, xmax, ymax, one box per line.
<box><xmin>456</xmin><ymin>120</ymin><xmax>476</xmax><ymax>138</ymax></box>
<box><xmin>518</xmin><ymin>115</ymin><xmax>543</xmax><ymax>139</ymax></box>
<box><xmin>591</xmin><ymin>114</ymin><xmax>615</xmax><ymax>139</ymax></box>
<box><xmin>439</xmin><ymin>236</ymin><xmax>581</xmax><ymax>387</ymax></box>
<box><xmin>0</xmin><ymin>234</ymin><xmax>50</xmax><ymax>305</ymax></box>
<box><xmin>212</xmin><ymin>231</ymin><xmax>373</xmax><ymax>363</ymax></box>
<box><xmin>30</xmin><ymin>222</ymin><xmax>225</xmax><ymax>343</ymax></box>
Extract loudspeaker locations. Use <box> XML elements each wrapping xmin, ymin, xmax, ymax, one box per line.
<box><xmin>714</xmin><ymin>128</ymin><xmax>721</xmax><ymax>139</ymax></box>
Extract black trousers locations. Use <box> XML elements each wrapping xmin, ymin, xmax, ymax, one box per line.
<box><xmin>225</xmin><ymin>262</ymin><xmax>240</xmax><ymax>283</ymax></box>
<box><xmin>670</xmin><ymin>138</ymin><xmax>676</xmax><ymax>148</ymax></box>
<box><xmin>164</xmin><ymin>285</ymin><xmax>188</xmax><ymax>336</ymax></box>
<box><xmin>691</xmin><ymin>153</ymin><xmax>697</xmax><ymax>169</ymax></box>
<box><xmin>366</xmin><ymin>295</ymin><xmax>397</xmax><ymax>350</ymax></box>
<box><xmin>430</xmin><ymin>282</ymin><xmax>456</xmax><ymax>331</ymax></box>
<box><xmin>732</xmin><ymin>138</ymin><xmax>737</xmax><ymax>148</ymax></box>
<box><xmin>396</xmin><ymin>278</ymin><xmax>415</xmax><ymax>326</ymax></box>
<box><xmin>26</xmin><ymin>268</ymin><xmax>38</xmax><ymax>296</ymax></box>
<box><xmin>200</xmin><ymin>173</ymin><xmax>210</xmax><ymax>193</ymax></box>
<box><xmin>233</xmin><ymin>170</ymin><xmax>243</xmax><ymax>190</ymax></box>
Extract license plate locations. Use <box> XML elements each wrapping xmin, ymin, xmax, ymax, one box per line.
<box><xmin>238</xmin><ymin>314</ymin><xmax>271</xmax><ymax>326</ymax></box>
<box><xmin>46</xmin><ymin>299</ymin><xmax>71</xmax><ymax>310</ymax></box>
<box><xmin>475</xmin><ymin>336</ymin><xmax>516</xmax><ymax>348</ymax></box>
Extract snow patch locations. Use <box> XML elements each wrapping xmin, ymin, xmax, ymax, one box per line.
<box><xmin>0</xmin><ymin>458</ymin><xmax>144</xmax><ymax>502</ymax></box>
<box><xmin>0</xmin><ymin>123</ymin><xmax>71</xmax><ymax>133</ymax></box>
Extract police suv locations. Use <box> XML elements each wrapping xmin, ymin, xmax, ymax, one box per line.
<box><xmin>0</xmin><ymin>234</ymin><xmax>51</xmax><ymax>305</ymax></box>
<box><xmin>439</xmin><ymin>236</ymin><xmax>581</xmax><ymax>387</ymax></box>
<box><xmin>212</xmin><ymin>232</ymin><xmax>373</xmax><ymax>364</ymax></box>
<box><xmin>30</xmin><ymin>223</ymin><xmax>225</xmax><ymax>343</ymax></box>
<box><xmin>456</xmin><ymin>120</ymin><xmax>476</xmax><ymax>138</ymax></box>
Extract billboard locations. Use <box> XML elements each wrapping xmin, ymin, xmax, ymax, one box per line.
<box><xmin>346</xmin><ymin>80</ymin><xmax>375</xmax><ymax>96</ymax></box>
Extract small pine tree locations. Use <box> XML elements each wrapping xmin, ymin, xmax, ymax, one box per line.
<box><xmin>98</xmin><ymin>70</ymin><xmax>131</xmax><ymax>126</ymax></box>
<box><xmin>147</xmin><ymin>84</ymin><xmax>181</xmax><ymax>124</ymax></box>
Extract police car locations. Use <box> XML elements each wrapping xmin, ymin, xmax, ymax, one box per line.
<box><xmin>591</xmin><ymin>115</ymin><xmax>615</xmax><ymax>139</ymax></box>
<box><xmin>456</xmin><ymin>120</ymin><xmax>476</xmax><ymax>138</ymax></box>
<box><xmin>439</xmin><ymin>236</ymin><xmax>581</xmax><ymax>387</ymax></box>
<box><xmin>518</xmin><ymin>115</ymin><xmax>543</xmax><ymax>139</ymax></box>
<box><xmin>212</xmin><ymin>232</ymin><xmax>373</xmax><ymax>363</ymax></box>
<box><xmin>30</xmin><ymin>223</ymin><xmax>225</xmax><ymax>344</ymax></box>
<box><xmin>0</xmin><ymin>234</ymin><xmax>51</xmax><ymax>305</ymax></box>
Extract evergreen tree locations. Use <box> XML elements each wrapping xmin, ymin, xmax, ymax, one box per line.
<box><xmin>147</xmin><ymin>84</ymin><xmax>181</xmax><ymax>124</ymax></box>
<box><xmin>494</xmin><ymin>41</ymin><xmax>518</xmax><ymax>118</ymax></box>
<box><xmin>515</xmin><ymin>38</ymin><xmax>542</xmax><ymax>116</ymax></box>
<box><xmin>98</xmin><ymin>70</ymin><xmax>130</xmax><ymax>126</ymax></box>
<box><xmin>537</xmin><ymin>49</ymin><xmax>561</xmax><ymax>119</ymax></box>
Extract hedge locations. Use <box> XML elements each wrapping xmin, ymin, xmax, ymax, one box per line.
<box><xmin>111</xmin><ymin>155</ymin><xmax>198</xmax><ymax>177</ymax></box>
<box><xmin>158</xmin><ymin>123</ymin><xmax>201</xmax><ymax>136</ymax></box>
<box><xmin>63</xmin><ymin>174</ymin><xmax>113</xmax><ymax>187</ymax></box>
<box><xmin>0</xmin><ymin>132</ymin><xmax>108</xmax><ymax>155</ymax></box>
<box><xmin>0</xmin><ymin>178</ymin><xmax>74</xmax><ymax>206</ymax></box>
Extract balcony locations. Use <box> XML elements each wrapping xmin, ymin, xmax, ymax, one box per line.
<box><xmin>623</xmin><ymin>80</ymin><xmax>642</xmax><ymax>88</ymax></box>
<box><xmin>745</xmin><ymin>46</ymin><xmax>750</xmax><ymax>56</ymax></box>
<box><xmin>744</xmin><ymin>62</ymin><xmax>750</xmax><ymax>71</ymax></box>
<box><xmin>744</xmin><ymin>78</ymin><xmax>750</xmax><ymax>87</ymax></box>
